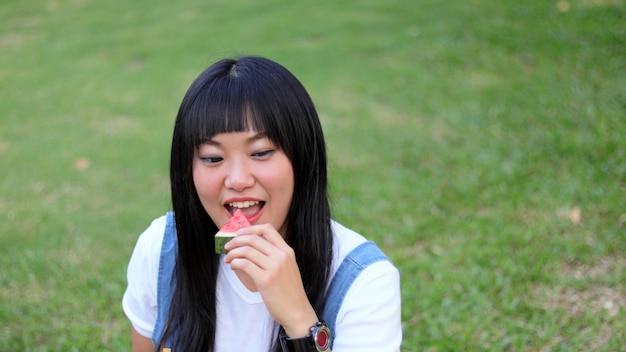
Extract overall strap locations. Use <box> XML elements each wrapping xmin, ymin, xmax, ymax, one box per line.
<box><xmin>152</xmin><ymin>212</ymin><xmax>178</xmax><ymax>349</ymax></box>
<box><xmin>322</xmin><ymin>241</ymin><xmax>389</xmax><ymax>348</ymax></box>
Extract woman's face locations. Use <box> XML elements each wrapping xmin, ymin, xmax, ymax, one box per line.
<box><xmin>192</xmin><ymin>129</ymin><xmax>294</xmax><ymax>237</ymax></box>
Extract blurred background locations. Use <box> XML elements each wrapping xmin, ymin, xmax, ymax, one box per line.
<box><xmin>1</xmin><ymin>0</ymin><xmax>624</xmax><ymax>350</ymax></box>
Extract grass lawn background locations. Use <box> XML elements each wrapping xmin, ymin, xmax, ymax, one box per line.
<box><xmin>1</xmin><ymin>0</ymin><xmax>625</xmax><ymax>350</ymax></box>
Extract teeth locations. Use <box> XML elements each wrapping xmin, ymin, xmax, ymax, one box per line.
<box><xmin>228</xmin><ymin>200</ymin><xmax>260</xmax><ymax>209</ymax></box>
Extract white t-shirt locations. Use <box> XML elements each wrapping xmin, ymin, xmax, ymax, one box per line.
<box><xmin>122</xmin><ymin>215</ymin><xmax>402</xmax><ymax>351</ymax></box>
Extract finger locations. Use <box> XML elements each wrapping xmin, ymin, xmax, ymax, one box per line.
<box><xmin>224</xmin><ymin>231</ymin><xmax>276</xmax><ymax>256</ymax></box>
<box><xmin>237</xmin><ymin>223</ymin><xmax>287</xmax><ymax>247</ymax></box>
<box><xmin>224</xmin><ymin>238</ymin><xmax>273</xmax><ymax>267</ymax></box>
<box><xmin>228</xmin><ymin>249</ymin><xmax>293</xmax><ymax>292</ymax></box>
<box><xmin>228</xmin><ymin>256</ymin><xmax>263</xmax><ymax>275</ymax></box>
<box><xmin>227</xmin><ymin>234</ymin><xmax>296</xmax><ymax>275</ymax></box>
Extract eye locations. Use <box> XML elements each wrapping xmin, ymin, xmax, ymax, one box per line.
<box><xmin>252</xmin><ymin>149</ymin><xmax>274</xmax><ymax>159</ymax></box>
<box><xmin>200</xmin><ymin>156</ymin><xmax>223</xmax><ymax>164</ymax></box>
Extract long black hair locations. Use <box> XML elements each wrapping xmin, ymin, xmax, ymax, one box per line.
<box><xmin>164</xmin><ymin>56</ymin><xmax>333</xmax><ymax>351</ymax></box>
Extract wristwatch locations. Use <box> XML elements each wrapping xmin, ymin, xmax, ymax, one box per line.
<box><xmin>279</xmin><ymin>321</ymin><xmax>332</xmax><ymax>352</ymax></box>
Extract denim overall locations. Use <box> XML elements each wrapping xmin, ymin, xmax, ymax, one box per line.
<box><xmin>152</xmin><ymin>212</ymin><xmax>389</xmax><ymax>350</ymax></box>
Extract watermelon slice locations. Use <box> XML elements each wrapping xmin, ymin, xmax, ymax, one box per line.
<box><xmin>214</xmin><ymin>209</ymin><xmax>251</xmax><ymax>254</ymax></box>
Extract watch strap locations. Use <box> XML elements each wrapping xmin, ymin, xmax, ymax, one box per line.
<box><xmin>280</xmin><ymin>335</ymin><xmax>316</xmax><ymax>352</ymax></box>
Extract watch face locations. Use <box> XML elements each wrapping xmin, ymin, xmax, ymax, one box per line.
<box><xmin>314</xmin><ymin>324</ymin><xmax>331</xmax><ymax>351</ymax></box>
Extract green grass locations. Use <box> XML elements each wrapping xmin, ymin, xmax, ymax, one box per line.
<box><xmin>1</xmin><ymin>0</ymin><xmax>625</xmax><ymax>350</ymax></box>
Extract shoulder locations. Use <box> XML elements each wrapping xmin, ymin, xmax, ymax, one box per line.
<box><xmin>126</xmin><ymin>213</ymin><xmax>170</xmax><ymax>281</ymax></box>
<box><xmin>330</xmin><ymin>220</ymin><xmax>395</xmax><ymax>273</ymax></box>
<box><xmin>328</xmin><ymin>220</ymin><xmax>402</xmax><ymax>351</ymax></box>
<box><xmin>329</xmin><ymin>219</ymin><xmax>399</xmax><ymax>288</ymax></box>
<box><xmin>329</xmin><ymin>220</ymin><xmax>399</xmax><ymax>307</ymax></box>
<box><xmin>126</xmin><ymin>214</ymin><xmax>170</xmax><ymax>273</ymax></box>
<box><xmin>330</xmin><ymin>220</ymin><xmax>367</xmax><ymax>265</ymax></box>
<box><xmin>135</xmin><ymin>214</ymin><xmax>169</xmax><ymax>255</ymax></box>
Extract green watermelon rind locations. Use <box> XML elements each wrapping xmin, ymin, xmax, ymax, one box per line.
<box><xmin>214</xmin><ymin>232</ymin><xmax>236</xmax><ymax>254</ymax></box>
<box><xmin>214</xmin><ymin>209</ymin><xmax>251</xmax><ymax>254</ymax></box>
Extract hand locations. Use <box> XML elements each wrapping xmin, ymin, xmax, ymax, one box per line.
<box><xmin>223</xmin><ymin>223</ymin><xmax>319</xmax><ymax>338</ymax></box>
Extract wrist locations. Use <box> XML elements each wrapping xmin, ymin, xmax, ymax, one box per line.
<box><xmin>281</xmin><ymin>309</ymin><xmax>319</xmax><ymax>338</ymax></box>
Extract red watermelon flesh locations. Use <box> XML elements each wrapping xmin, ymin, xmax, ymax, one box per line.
<box><xmin>215</xmin><ymin>209</ymin><xmax>251</xmax><ymax>254</ymax></box>
<box><xmin>220</xmin><ymin>209</ymin><xmax>251</xmax><ymax>233</ymax></box>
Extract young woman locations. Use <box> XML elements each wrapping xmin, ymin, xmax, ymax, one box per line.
<box><xmin>122</xmin><ymin>56</ymin><xmax>402</xmax><ymax>351</ymax></box>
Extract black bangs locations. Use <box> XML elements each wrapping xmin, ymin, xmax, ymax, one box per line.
<box><xmin>181</xmin><ymin>66</ymin><xmax>281</xmax><ymax>149</ymax></box>
<box><xmin>174</xmin><ymin>55</ymin><xmax>317</xmax><ymax>165</ymax></box>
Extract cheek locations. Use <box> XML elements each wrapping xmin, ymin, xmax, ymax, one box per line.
<box><xmin>192</xmin><ymin>166</ymin><xmax>218</xmax><ymax>199</ymax></box>
<box><xmin>273</xmin><ymin>162</ymin><xmax>295</xmax><ymax>200</ymax></box>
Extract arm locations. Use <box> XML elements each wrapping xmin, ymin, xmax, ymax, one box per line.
<box><xmin>132</xmin><ymin>327</ymin><xmax>155</xmax><ymax>352</ymax></box>
<box><xmin>123</xmin><ymin>217</ymin><xmax>165</xmax><ymax>351</ymax></box>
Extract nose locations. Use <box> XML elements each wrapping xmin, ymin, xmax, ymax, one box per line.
<box><xmin>224</xmin><ymin>157</ymin><xmax>255</xmax><ymax>191</ymax></box>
